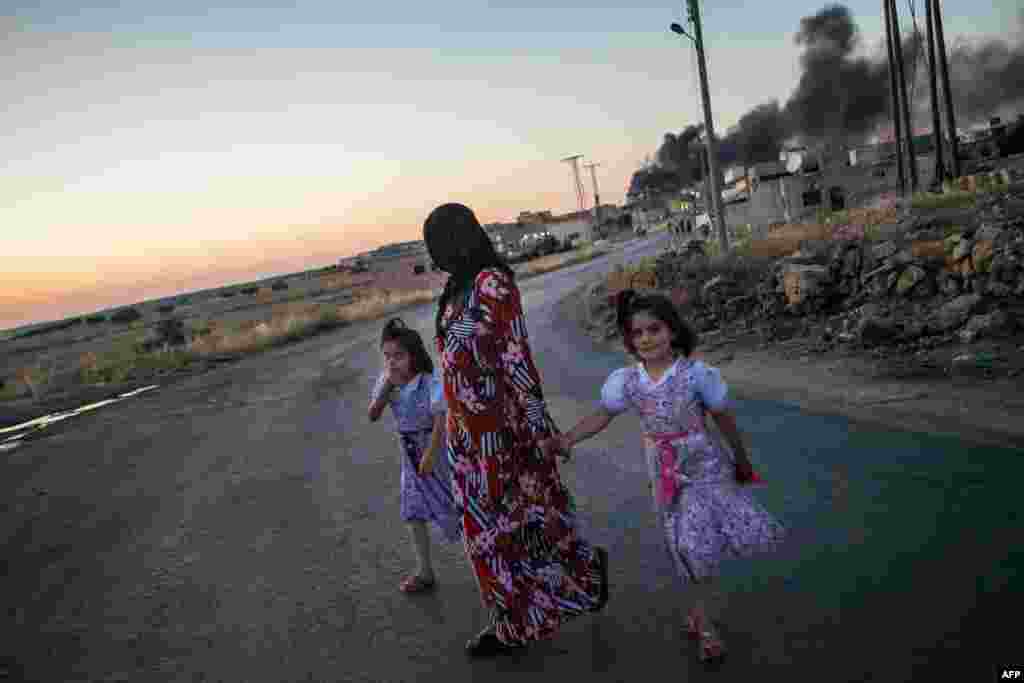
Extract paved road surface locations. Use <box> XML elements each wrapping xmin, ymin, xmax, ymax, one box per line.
<box><xmin>3</xmin><ymin>233</ymin><xmax>1020</xmax><ymax>682</ymax></box>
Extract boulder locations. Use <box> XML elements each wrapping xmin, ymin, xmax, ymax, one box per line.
<box><xmin>952</xmin><ymin>238</ymin><xmax>974</xmax><ymax>262</ymax></box>
<box><xmin>938</xmin><ymin>273</ymin><xmax>962</xmax><ymax>297</ymax></box>
<box><xmin>782</xmin><ymin>265</ymin><xmax>830</xmax><ymax>306</ymax></box>
<box><xmin>884</xmin><ymin>249</ymin><xmax>915</xmax><ymax>268</ymax></box>
<box><xmin>910</xmin><ymin>240</ymin><xmax>946</xmax><ymax>266</ymax></box>
<box><xmin>975</xmin><ymin>222</ymin><xmax>1008</xmax><ymax>244</ymax></box>
<box><xmin>987</xmin><ymin>281</ymin><xmax>1013</xmax><ymax>297</ymax></box>
<box><xmin>857</xmin><ymin>307</ymin><xmax>900</xmax><ymax>345</ymax></box>
<box><xmin>972</xmin><ymin>241</ymin><xmax>995</xmax><ymax>274</ymax></box>
<box><xmin>871</xmin><ymin>241</ymin><xmax>899</xmax><ymax>262</ymax></box>
<box><xmin>959</xmin><ymin>310</ymin><xmax>1016</xmax><ymax>343</ymax></box>
<box><xmin>932</xmin><ymin>294</ymin><xmax>984</xmax><ymax>332</ymax></box>
<box><xmin>896</xmin><ymin>265</ymin><xmax>928</xmax><ymax>296</ymax></box>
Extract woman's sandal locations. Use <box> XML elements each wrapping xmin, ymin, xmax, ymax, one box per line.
<box><xmin>591</xmin><ymin>546</ymin><xmax>610</xmax><ymax>612</ymax></box>
<box><xmin>399</xmin><ymin>574</ymin><xmax>436</xmax><ymax>594</ymax></box>
<box><xmin>465</xmin><ymin>628</ymin><xmax>524</xmax><ymax>657</ymax></box>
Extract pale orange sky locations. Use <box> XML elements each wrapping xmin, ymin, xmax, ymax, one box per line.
<box><xmin>2</xmin><ymin>0</ymin><xmax>1013</xmax><ymax>331</ymax></box>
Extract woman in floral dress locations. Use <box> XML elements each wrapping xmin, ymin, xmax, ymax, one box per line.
<box><xmin>423</xmin><ymin>203</ymin><xmax>609</xmax><ymax>657</ymax></box>
<box><xmin>549</xmin><ymin>290</ymin><xmax>786</xmax><ymax>665</ymax></box>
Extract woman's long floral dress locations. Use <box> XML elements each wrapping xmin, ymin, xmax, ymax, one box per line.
<box><xmin>437</xmin><ymin>267</ymin><xmax>605</xmax><ymax>646</ymax></box>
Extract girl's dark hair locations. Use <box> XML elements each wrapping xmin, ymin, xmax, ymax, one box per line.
<box><xmin>423</xmin><ymin>203</ymin><xmax>514</xmax><ymax>339</ymax></box>
<box><xmin>380</xmin><ymin>317</ymin><xmax>434</xmax><ymax>375</ymax></box>
<box><xmin>614</xmin><ymin>289</ymin><xmax>698</xmax><ymax>358</ymax></box>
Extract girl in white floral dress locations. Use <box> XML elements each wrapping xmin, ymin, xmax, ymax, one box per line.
<box><xmin>545</xmin><ymin>290</ymin><xmax>786</xmax><ymax>664</ymax></box>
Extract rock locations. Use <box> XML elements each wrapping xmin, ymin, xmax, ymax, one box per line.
<box><xmin>782</xmin><ymin>265</ymin><xmax>830</xmax><ymax>306</ymax></box>
<box><xmin>972</xmin><ymin>275</ymin><xmax>988</xmax><ymax>296</ymax></box>
<box><xmin>842</xmin><ymin>246</ymin><xmax>863</xmax><ymax>277</ymax></box>
<box><xmin>900</xmin><ymin>319</ymin><xmax>927</xmax><ymax>341</ymax></box>
<box><xmin>895</xmin><ymin>265</ymin><xmax>927</xmax><ymax>295</ymax></box>
<box><xmin>798</xmin><ymin>239</ymin><xmax>834</xmax><ymax>263</ymax></box>
<box><xmin>939</xmin><ymin>273</ymin><xmax>962</xmax><ymax>297</ymax></box>
<box><xmin>910</xmin><ymin>240</ymin><xmax>946</xmax><ymax>266</ymax></box>
<box><xmin>972</xmin><ymin>241</ymin><xmax>995</xmax><ymax>274</ymax></box>
<box><xmin>959</xmin><ymin>310</ymin><xmax>1016</xmax><ymax>343</ymax></box>
<box><xmin>904</xmin><ymin>216</ymin><xmax>945</xmax><ymax>241</ymax></box>
<box><xmin>872</xmin><ymin>241</ymin><xmax>899</xmax><ymax>262</ymax></box>
<box><xmin>858</xmin><ymin>313</ymin><xmax>900</xmax><ymax>345</ymax></box>
<box><xmin>933</xmin><ymin>294</ymin><xmax>984</xmax><ymax>332</ymax></box>
<box><xmin>953</xmin><ymin>238</ymin><xmax>974</xmax><ymax>262</ymax></box>
<box><xmin>975</xmin><ymin>222</ymin><xmax>1006</xmax><ymax>243</ymax></box>
<box><xmin>702</xmin><ymin>275</ymin><xmax>728</xmax><ymax>297</ymax></box>
<box><xmin>987</xmin><ymin>281</ymin><xmax>1014</xmax><ymax>297</ymax></box>
<box><xmin>991</xmin><ymin>251</ymin><xmax>1021</xmax><ymax>283</ymax></box>
<box><xmin>885</xmin><ymin>249</ymin><xmax>915</xmax><ymax>268</ymax></box>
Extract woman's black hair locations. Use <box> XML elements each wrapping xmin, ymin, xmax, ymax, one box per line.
<box><xmin>423</xmin><ymin>203</ymin><xmax>514</xmax><ymax>339</ymax></box>
<box><xmin>380</xmin><ymin>317</ymin><xmax>434</xmax><ymax>375</ymax></box>
<box><xmin>614</xmin><ymin>289</ymin><xmax>698</xmax><ymax>358</ymax></box>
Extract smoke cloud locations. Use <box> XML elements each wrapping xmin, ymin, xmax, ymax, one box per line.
<box><xmin>783</xmin><ymin>5</ymin><xmax>889</xmax><ymax>143</ymax></box>
<box><xmin>944</xmin><ymin>25</ymin><xmax>1024</xmax><ymax>125</ymax></box>
<box><xmin>632</xmin><ymin>4</ymin><xmax>1024</xmax><ymax>195</ymax></box>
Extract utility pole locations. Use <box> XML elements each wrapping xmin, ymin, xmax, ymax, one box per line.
<box><xmin>888</xmin><ymin>0</ymin><xmax>919</xmax><ymax>192</ymax></box>
<box><xmin>561</xmin><ymin>155</ymin><xmax>586</xmax><ymax>213</ymax></box>
<box><xmin>884</xmin><ymin>0</ymin><xmax>907</xmax><ymax>194</ymax></box>
<box><xmin>924</xmin><ymin>0</ymin><xmax>946</xmax><ymax>187</ymax></box>
<box><xmin>679</xmin><ymin>0</ymin><xmax>728</xmax><ymax>251</ymax></box>
<box><xmin>931</xmin><ymin>0</ymin><xmax>960</xmax><ymax>178</ymax></box>
<box><xmin>584</xmin><ymin>161</ymin><xmax>602</xmax><ymax>219</ymax></box>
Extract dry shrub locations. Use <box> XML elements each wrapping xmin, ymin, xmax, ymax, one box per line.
<box><xmin>336</xmin><ymin>288</ymin><xmax>436</xmax><ymax>324</ymax></box>
<box><xmin>187</xmin><ymin>288</ymin><xmax>434</xmax><ymax>357</ymax></box>
<box><xmin>319</xmin><ymin>271</ymin><xmax>368</xmax><ymax>291</ymax></box>
<box><xmin>15</xmin><ymin>361</ymin><xmax>54</xmax><ymax>401</ymax></box>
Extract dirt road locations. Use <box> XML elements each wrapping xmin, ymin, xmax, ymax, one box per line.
<box><xmin>3</xmin><ymin>233</ymin><xmax>1019</xmax><ymax>682</ymax></box>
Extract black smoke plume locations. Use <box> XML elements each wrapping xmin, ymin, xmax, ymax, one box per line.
<box><xmin>783</xmin><ymin>5</ymin><xmax>889</xmax><ymax>144</ymax></box>
<box><xmin>944</xmin><ymin>18</ymin><xmax>1024</xmax><ymax>125</ymax></box>
<box><xmin>631</xmin><ymin>4</ymin><xmax>1024</xmax><ymax>196</ymax></box>
<box><xmin>719</xmin><ymin>102</ymin><xmax>790</xmax><ymax>167</ymax></box>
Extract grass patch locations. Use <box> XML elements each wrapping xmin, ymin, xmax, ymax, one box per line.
<box><xmin>53</xmin><ymin>288</ymin><xmax>440</xmax><ymax>391</ymax></box>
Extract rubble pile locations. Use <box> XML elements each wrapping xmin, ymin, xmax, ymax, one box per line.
<box><xmin>587</xmin><ymin>189</ymin><xmax>1024</xmax><ymax>357</ymax></box>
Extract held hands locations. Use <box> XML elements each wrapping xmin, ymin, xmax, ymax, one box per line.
<box><xmin>539</xmin><ymin>434</ymin><xmax>572</xmax><ymax>462</ymax></box>
<box><xmin>734</xmin><ymin>458</ymin><xmax>760</xmax><ymax>484</ymax></box>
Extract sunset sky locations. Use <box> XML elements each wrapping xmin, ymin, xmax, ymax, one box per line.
<box><xmin>2</xmin><ymin>0</ymin><xmax>1018</xmax><ymax>330</ymax></box>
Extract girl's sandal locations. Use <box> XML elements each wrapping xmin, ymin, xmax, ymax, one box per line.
<box><xmin>697</xmin><ymin>624</ymin><xmax>727</xmax><ymax>664</ymax></box>
<box><xmin>399</xmin><ymin>574</ymin><xmax>436</xmax><ymax>594</ymax></box>
<box><xmin>686</xmin><ymin>614</ymin><xmax>727</xmax><ymax>664</ymax></box>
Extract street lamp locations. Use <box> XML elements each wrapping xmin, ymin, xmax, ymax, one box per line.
<box><xmin>669</xmin><ymin>4</ymin><xmax>728</xmax><ymax>251</ymax></box>
<box><xmin>669</xmin><ymin>22</ymin><xmax>692</xmax><ymax>40</ymax></box>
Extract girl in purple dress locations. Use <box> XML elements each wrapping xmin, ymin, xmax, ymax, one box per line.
<box><xmin>368</xmin><ymin>318</ymin><xmax>461</xmax><ymax>594</ymax></box>
<box><xmin>545</xmin><ymin>290</ymin><xmax>785</xmax><ymax>665</ymax></box>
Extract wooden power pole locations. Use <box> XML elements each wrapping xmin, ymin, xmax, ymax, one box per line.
<box><xmin>888</xmin><ymin>0</ymin><xmax>919</xmax><ymax>193</ymax></box>
<box><xmin>686</xmin><ymin>0</ymin><xmax>729</xmax><ymax>251</ymax></box>
<box><xmin>884</xmin><ymin>0</ymin><xmax>907</xmax><ymax>194</ymax></box>
<box><xmin>924</xmin><ymin>0</ymin><xmax>946</xmax><ymax>186</ymax></box>
<box><xmin>932</xmin><ymin>0</ymin><xmax>960</xmax><ymax>178</ymax></box>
